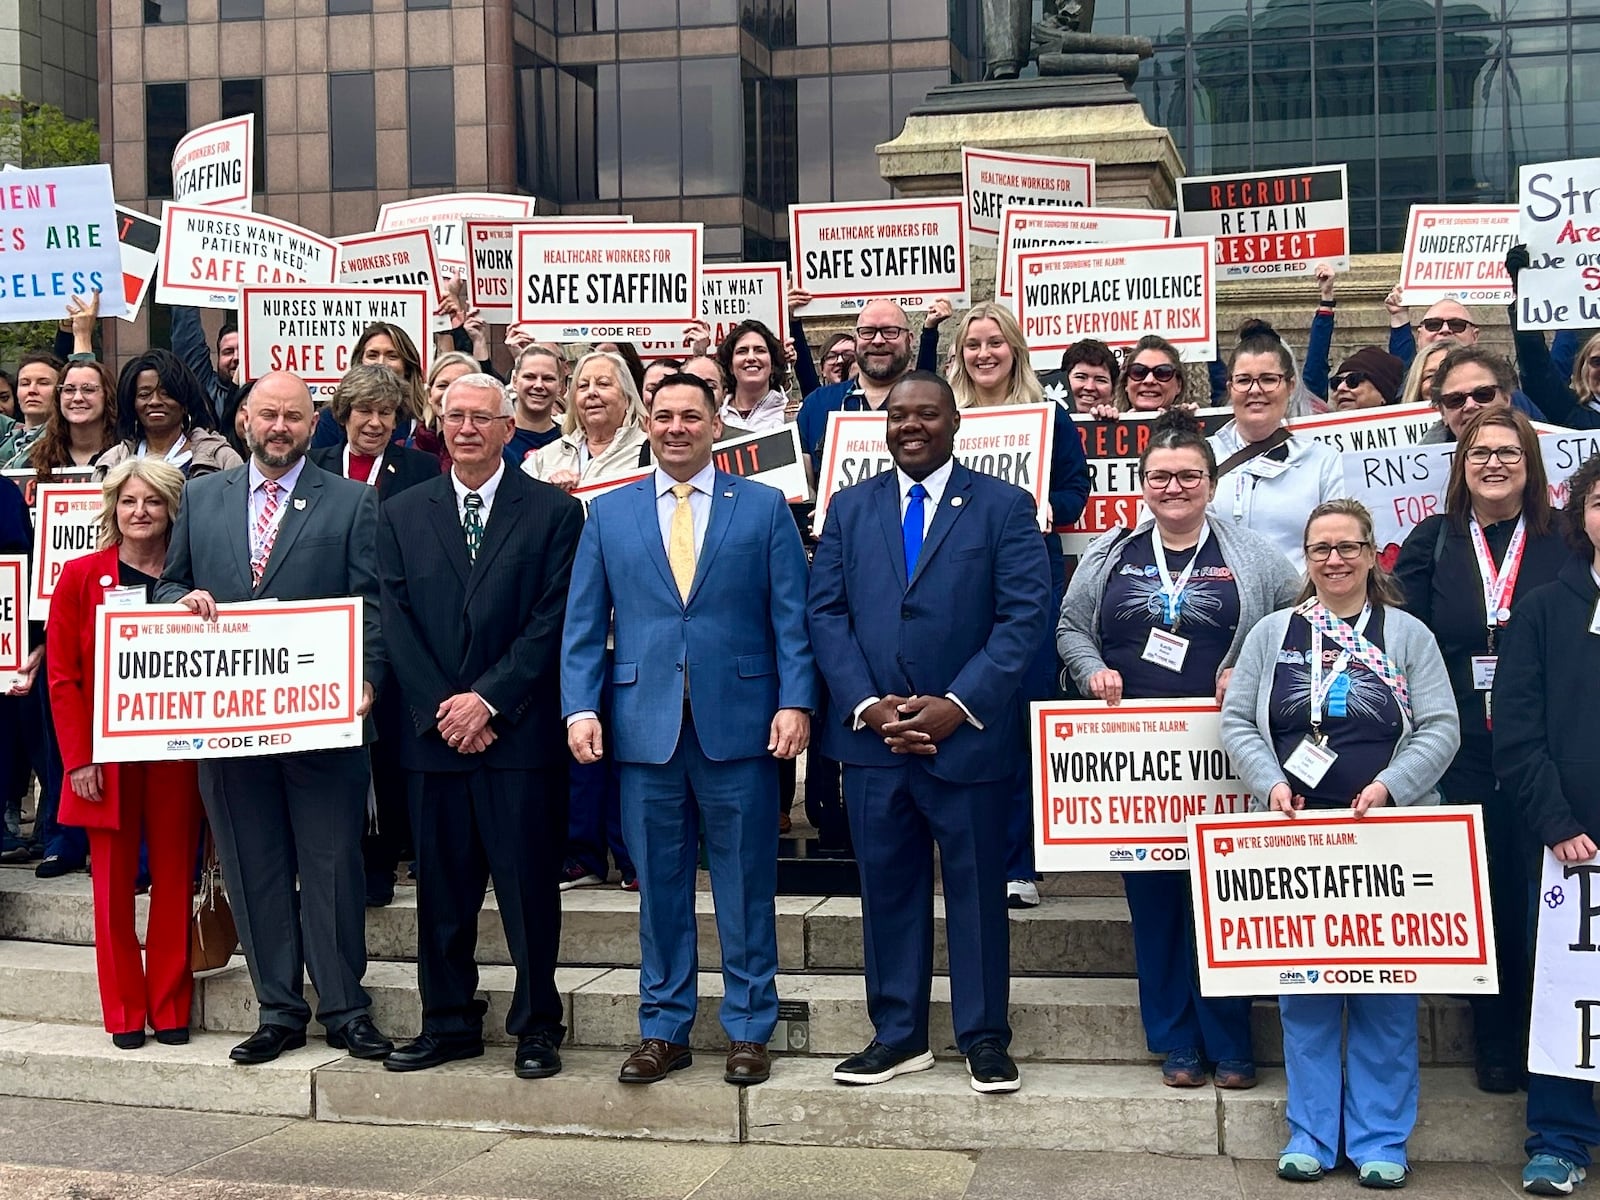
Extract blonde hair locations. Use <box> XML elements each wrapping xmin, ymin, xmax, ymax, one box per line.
<box><xmin>97</xmin><ymin>457</ymin><xmax>185</xmax><ymax>550</ymax></box>
<box><xmin>1296</xmin><ymin>498</ymin><xmax>1404</xmax><ymax>607</ymax></box>
<box><xmin>424</xmin><ymin>352</ymin><xmax>479</xmax><ymax>428</ymax></box>
<box><xmin>562</xmin><ymin>351</ymin><xmax>646</xmax><ymax>437</ymax></box>
<box><xmin>948</xmin><ymin>303</ymin><xmax>1044</xmax><ymax>409</ymax></box>
<box><xmin>1399</xmin><ymin>337</ymin><xmax>1463</xmax><ymax>407</ymax></box>
<box><xmin>1572</xmin><ymin>330</ymin><xmax>1600</xmax><ymax>403</ymax></box>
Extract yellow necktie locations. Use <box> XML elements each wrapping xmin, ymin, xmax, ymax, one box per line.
<box><xmin>668</xmin><ymin>483</ymin><xmax>696</xmax><ymax>601</ymax></box>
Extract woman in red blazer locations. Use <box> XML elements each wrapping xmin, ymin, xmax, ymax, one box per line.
<box><xmin>48</xmin><ymin>457</ymin><xmax>202</xmax><ymax>1049</ymax></box>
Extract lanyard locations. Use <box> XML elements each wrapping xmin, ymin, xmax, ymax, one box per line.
<box><xmin>1150</xmin><ymin>523</ymin><xmax>1210</xmax><ymax>631</ymax></box>
<box><xmin>1468</xmin><ymin>515</ymin><xmax>1525</xmax><ymax>643</ymax></box>
<box><xmin>137</xmin><ymin>434</ymin><xmax>190</xmax><ymax>467</ymax></box>
<box><xmin>342</xmin><ymin>445</ymin><xmax>384</xmax><ymax>487</ymax></box>
<box><xmin>1308</xmin><ymin>602</ymin><xmax>1371</xmax><ymax>737</ymax></box>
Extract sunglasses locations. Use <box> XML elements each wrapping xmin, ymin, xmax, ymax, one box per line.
<box><xmin>1126</xmin><ymin>362</ymin><xmax>1179</xmax><ymax>382</ymax></box>
<box><xmin>1420</xmin><ymin>317</ymin><xmax>1476</xmax><ymax>334</ymax></box>
<box><xmin>1437</xmin><ymin>384</ymin><xmax>1500</xmax><ymax>410</ymax></box>
<box><xmin>1329</xmin><ymin>371</ymin><xmax>1371</xmax><ymax>391</ymax></box>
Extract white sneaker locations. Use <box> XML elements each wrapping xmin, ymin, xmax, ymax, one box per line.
<box><xmin>1007</xmin><ymin>879</ymin><xmax>1040</xmax><ymax>908</ymax></box>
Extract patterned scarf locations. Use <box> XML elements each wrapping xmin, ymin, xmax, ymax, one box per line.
<box><xmin>1295</xmin><ymin>599</ymin><xmax>1412</xmax><ymax>721</ymax></box>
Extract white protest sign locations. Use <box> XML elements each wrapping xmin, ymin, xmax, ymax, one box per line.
<box><xmin>1189</xmin><ymin>807</ymin><xmax>1497</xmax><ymax>996</ymax></box>
<box><xmin>114</xmin><ymin>205</ymin><xmax>162</xmax><ymax>324</ymax></box>
<box><xmin>638</xmin><ymin>262</ymin><xmax>790</xmax><ymax>360</ymax></box>
<box><xmin>998</xmin><ymin>205</ymin><xmax>1176</xmax><ymax>308</ymax></box>
<box><xmin>2</xmin><ymin>466</ymin><xmax>94</xmax><ymax>512</ymax></box>
<box><xmin>156</xmin><ymin>203</ymin><xmax>339</xmax><ymax>310</ymax></box>
<box><xmin>1015</xmin><ymin>238</ymin><xmax>1215</xmax><ymax>369</ymax></box>
<box><xmin>1518</xmin><ymin>159</ymin><xmax>1600</xmax><ymax>331</ymax></box>
<box><xmin>1284</xmin><ymin>402</ymin><xmax>1441</xmax><ymax>454</ymax></box>
<box><xmin>0</xmin><ymin>555</ymin><xmax>25</xmax><ymax>684</ymax></box>
<box><xmin>1030</xmin><ymin>699</ymin><xmax>1250</xmax><ymax>872</ymax></box>
<box><xmin>961</xmin><ymin>147</ymin><xmax>1094</xmax><ymax>246</ymax></box>
<box><xmin>712</xmin><ymin>424</ymin><xmax>810</xmax><ymax>504</ymax></box>
<box><xmin>0</xmin><ymin>164</ymin><xmax>125</xmax><ymax>322</ymax></box>
<box><xmin>29</xmin><ymin>483</ymin><xmax>103</xmax><ymax>621</ymax></box>
<box><xmin>814</xmin><ymin>404</ymin><xmax>1054</xmax><ymax>533</ymax></box>
<box><xmin>170</xmin><ymin>114</ymin><xmax>254</xmax><ymax>211</ymax></box>
<box><xmin>512</xmin><ymin>222</ymin><xmax>702</xmax><ymax>341</ymax></box>
<box><xmin>789</xmin><ymin>197</ymin><xmax>969</xmax><ymax>316</ymax></box>
<box><xmin>239</xmin><ymin>285</ymin><xmax>432</xmax><ymax>398</ymax></box>
<box><xmin>1530</xmin><ymin>851</ymin><xmax>1600</xmax><ymax>1083</ymax></box>
<box><xmin>337</xmin><ymin>227</ymin><xmax>446</xmax><ymax>307</ymax></box>
<box><xmin>571</xmin><ymin>468</ymin><xmax>653</xmax><ymax>509</ymax></box>
<box><xmin>92</xmin><ymin>599</ymin><xmax>364</xmax><ymax>762</ymax></box>
<box><xmin>1177</xmin><ymin>164</ymin><xmax>1349</xmax><ymax>281</ymax></box>
<box><xmin>376</xmin><ymin>191</ymin><xmax>538</xmax><ymax>274</ymax></box>
<box><xmin>1399</xmin><ymin>205</ymin><xmax>1518</xmax><ymax>306</ymax></box>
<box><xmin>465</xmin><ymin>216</ymin><xmax>632</xmax><ymax>317</ymax></box>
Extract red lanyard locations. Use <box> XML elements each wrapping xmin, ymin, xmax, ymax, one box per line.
<box><xmin>1468</xmin><ymin>515</ymin><xmax>1525</xmax><ymax>650</ymax></box>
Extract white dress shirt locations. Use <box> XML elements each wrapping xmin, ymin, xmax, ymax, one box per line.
<box><xmin>451</xmin><ymin>460</ymin><xmax>505</xmax><ymax>523</ymax></box>
<box><xmin>654</xmin><ymin>461</ymin><xmax>715</xmax><ymax>557</ymax></box>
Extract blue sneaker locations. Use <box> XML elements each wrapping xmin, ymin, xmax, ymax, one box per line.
<box><xmin>1524</xmin><ymin>1155</ymin><xmax>1586</xmax><ymax>1196</ymax></box>
<box><xmin>1277</xmin><ymin>1153</ymin><xmax>1324</xmax><ymax>1182</ymax></box>
<box><xmin>1357</xmin><ymin>1161</ymin><xmax>1407</xmax><ymax>1189</ymax></box>
<box><xmin>1161</xmin><ymin>1047</ymin><xmax>1206</xmax><ymax>1087</ymax></box>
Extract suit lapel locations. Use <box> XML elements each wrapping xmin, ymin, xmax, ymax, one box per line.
<box><xmin>908</xmin><ymin>465</ymin><xmax>971</xmax><ymax>590</ymax></box>
<box><xmin>256</xmin><ymin>464</ymin><xmax>323</xmax><ymax>594</ymax></box>
<box><xmin>873</xmin><ymin>472</ymin><xmax>909</xmax><ymax>590</ymax></box>
<box><xmin>224</xmin><ymin>470</ymin><xmax>252</xmax><ymax>593</ymax></box>
<box><xmin>686</xmin><ymin>474</ymin><xmax>738</xmax><ymax>607</ymax></box>
<box><xmin>426</xmin><ymin>482</ymin><xmax>472</xmax><ymax>586</ymax></box>
<box><xmin>634</xmin><ymin>478</ymin><xmax>681</xmax><ymax>603</ymax></box>
<box><xmin>376</xmin><ymin>458</ymin><xmax>400</xmax><ymax>500</ymax></box>
<box><xmin>466</xmin><ymin>473</ymin><xmax>522</xmax><ymax>597</ymax></box>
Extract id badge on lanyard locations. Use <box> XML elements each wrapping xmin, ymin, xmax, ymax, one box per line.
<box><xmin>1470</xmin><ymin>516</ymin><xmax>1525</xmax><ymax>727</ymax></box>
<box><xmin>1139</xmin><ymin>526</ymin><xmax>1209</xmax><ymax>674</ymax></box>
<box><xmin>1288</xmin><ymin>604</ymin><xmax>1371</xmax><ymax>788</ymax></box>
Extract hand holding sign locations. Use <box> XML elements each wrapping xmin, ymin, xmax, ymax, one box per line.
<box><xmin>1554</xmin><ymin>833</ymin><xmax>1599</xmax><ymax>864</ymax></box>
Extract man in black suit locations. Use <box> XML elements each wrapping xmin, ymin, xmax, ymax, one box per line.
<box><xmin>376</xmin><ymin>371</ymin><xmax>583</xmax><ymax>1078</ymax></box>
<box><xmin>156</xmin><ymin>370</ymin><xmax>393</xmax><ymax>1065</ymax></box>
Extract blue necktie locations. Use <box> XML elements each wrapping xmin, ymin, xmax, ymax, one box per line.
<box><xmin>903</xmin><ymin>483</ymin><xmax>928</xmax><ymax>578</ymax></box>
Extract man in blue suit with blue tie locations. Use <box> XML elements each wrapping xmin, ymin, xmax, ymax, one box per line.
<box><xmin>807</xmin><ymin>370</ymin><xmax>1052</xmax><ymax>1094</ymax></box>
<box><xmin>563</xmin><ymin>372</ymin><xmax>815</xmax><ymax>1087</ymax></box>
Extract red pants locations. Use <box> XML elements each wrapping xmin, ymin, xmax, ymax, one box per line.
<box><xmin>87</xmin><ymin>762</ymin><xmax>203</xmax><ymax>1035</ymax></box>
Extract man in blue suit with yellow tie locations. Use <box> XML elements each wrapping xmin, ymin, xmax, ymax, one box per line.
<box><xmin>563</xmin><ymin>372</ymin><xmax>815</xmax><ymax>1087</ymax></box>
<box><xmin>807</xmin><ymin>370</ymin><xmax>1052</xmax><ymax>1094</ymax></box>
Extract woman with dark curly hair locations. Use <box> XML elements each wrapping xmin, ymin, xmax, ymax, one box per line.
<box><xmin>95</xmin><ymin>349</ymin><xmax>242</xmax><ymax>481</ymax></box>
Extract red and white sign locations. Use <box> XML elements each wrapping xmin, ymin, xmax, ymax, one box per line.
<box><xmin>171</xmin><ymin>114</ymin><xmax>254</xmax><ymax>211</ymax></box>
<box><xmin>1399</xmin><ymin>205</ymin><xmax>1519</xmax><ymax>306</ymax></box>
<box><xmin>962</xmin><ymin>147</ymin><xmax>1095</xmax><ymax>246</ymax></box>
<box><xmin>511</xmin><ymin>223</ymin><xmax>702</xmax><ymax>341</ymax></box>
<box><xmin>1177</xmin><ymin>164</ymin><xmax>1349</xmax><ymax>281</ymax></box>
<box><xmin>1031</xmin><ymin>699</ymin><xmax>1250</xmax><ymax>872</ymax></box>
<box><xmin>239</xmin><ymin>285</ymin><xmax>432</xmax><ymax>397</ymax></box>
<box><xmin>1015</xmin><ymin>238</ymin><xmax>1216</xmax><ymax>369</ymax></box>
<box><xmin>1189</xmin><ymin>807</ymin><xmax>1497</xmax><ymax>996</ymax></box>
<box><xmin>92</xmin><ymin>599</ymin><xmax>364</xmax><ymax>762</ymax></box>
<box><xmin>29</xmin><ymin>483</ymin><xmax>103</xmax><ymax>621</ymax></box>
<box><xmin>376</xmin><ymin>191</ymin><xmax>538</xmax><ymax>274</ymax></box>
<box><xmin>337</xmin><ymin>227</ymin><xmax>446</xmax><ymax>308</ymax></box>
<box><xmin>2</xmin><ymin>467</ymin><xmax>94</xmax><ymax>512</ymax></box>
<box><xmin>998</xmin><ymin>205</ymin><xmax>1176</xmax><ymax>308</ymax></box>
<box><xmin>0</xmin><ymin>555</ymin><xmax>25</xmax><ymax>679</ymax></box>
<box><xmin>712</xmin><ymin>425</ymin><xmax>810</xmax><ymax>504</ymax></box>
<box><xmin>1284</xmin><ymin>401</ymin><xmax>1441</xmax><ymax>454</ymax></box>
<box><xmin>466</xmin><ymin>216</ymin><xmax>633</xmax><ymax>317</ymax></box>
<box><xmin>789</xmin><ymin>197</ymin><xmax>969</xmax><ymax>316</ymax></box>
<box><xmin>638</xmin><ymin>262</ymin><xmax>790</xmax><ymax>360</ymax></box>
<box><xmin>114</xmin><ymin>205</ymin><xmax>162</xmax><ymax>324</ymax></box>
<box><xmin>156</xmin><ymin>203</ymin><xmax>339</xmax><ymax>309</ymax></box>
<box><xmin>571</xmin><ymin>468</ymin><xmax>653</xmax><ymax>508</ymax></box>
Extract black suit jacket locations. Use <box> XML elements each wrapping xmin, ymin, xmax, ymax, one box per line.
<box><xmin>377</xmin><ymin>466</ymin><xmax>583</xmax><ymax>773</ymax></box>
<box><xmin>309</xmin><ymin>443</ymin><xmax>440</xmax><ymax>502</ymax></box>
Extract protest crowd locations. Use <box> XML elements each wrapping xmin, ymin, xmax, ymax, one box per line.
<box><xmin>0</xmin><ymin>145</ymin><xmax>1597</xmax><ymax>1197</ymax></box>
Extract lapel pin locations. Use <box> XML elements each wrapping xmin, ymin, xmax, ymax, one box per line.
<box><xmin>292</xmin><ymin>498</ymin><xmax>307</xmax><ymax>510</ymax></box>
<box><xmin>98</xmin><ymin>575</ymin><xmax>112</xmax><ymax>588</ymax></box>
<box><xmin>950</xmin><ymin>496</ymin><xmax>963</xmax><ymax>507</ymax></box>
<box><xmin>722</xmin><ymin>490</ymin><xmax>733</xmax><ymax>498</ymax></box>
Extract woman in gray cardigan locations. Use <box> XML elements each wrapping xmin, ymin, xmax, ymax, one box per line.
<box><xmin>1219</xmin><ymin>498</ymin><xmax>1459</xmax><ymax>1189</ymax></box>
<box><xmin>1057</xmin><ymin>409</ymin><xmax>1300</xmax><ymax>1091</ymax></box>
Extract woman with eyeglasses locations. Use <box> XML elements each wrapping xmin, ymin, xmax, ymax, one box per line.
<box><xmin>22</xmin><ymin>358</ymin><xmax>118</xmax><ymax>476</ymax></box>
<box><xmin>1422</xmin><ymin>346</ymin><xmax>1517</xmax><ymax>444</ymax></box>
<box><xmin>1106</xmin><ymin>334</ymin><xmax>1188</xmax><ymax>415</ymax></box>
<box><xmin>1207</xmin><ymin>332</ymin><xmax>1344</xmax><ymax>570</ymax></box>
<box><xmin>1221</xmin><ymin>498</ymin><xmax>1459</xmax><ymax>1189</ymax></box>
<box><xmin>94</xmin><ymin>350</ymin><xmax>242</xmax><ymax>482</ymax></box>
<box><xmin>1059</xmin><ymin>408</ymin><xmax>1299</xmax><ymax>1088</ymax></box>
<box><xmin>1394</xmin><ymin>407</ymin><xmax>1565</xmax><ymax>1094</ymax></box>
<box><xmin>1328</xmin><ymin>348</ymin><xmax>1404</xmax><ymax>411</ymax></box>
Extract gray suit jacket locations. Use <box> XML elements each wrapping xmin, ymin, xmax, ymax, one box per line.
<box><xmin>156</xmin><ymin>457</ymin><xmax>386</xmax><ymax>708</ymax></box>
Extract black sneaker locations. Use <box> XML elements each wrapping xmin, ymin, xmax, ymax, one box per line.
<box><xmin>966</xmin><ymin>1039</ymin><xmax>1020</xmax><ymax>1094</ymax></box>
<box><xmin>832</xmin><ymin>1041</ymin><xmax>934</xmax><ymax>1086</ymax></box>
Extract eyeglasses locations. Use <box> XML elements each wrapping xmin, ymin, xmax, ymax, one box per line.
<box><xmin>1305</xmin><ymin>540</ymin><xmax>1371</xmax><ymax>562</ymax></box>
<box><xmin>1126</xmin><ymin>362</ymin><xmax>1179</xmax><ymax>383</ymax></box>
<box><xmin>134</xmin><ymin>388</ymin><xmax>170</xmax><ymax>403</ymax></box>
<box><xmin>822</xmin><ymin>350</ymin><xmax>855</xmax><ymax>363</ymax></box>
<box><xmin>1231</xmin><ymin>373</ymin><xmax>1287</xmax><ymax>392</ymax></box>
<box><xmin>1587</xmin><ymin>355</ymin><xmax>1600</xmax><ymax>371</ymax></box>
<box><xmin>441</xmin><ymin>412</ymin><xmax>510</xmax><ymax>429</ymax></box>
<box><xmin>58</xmin><ymin>386</ymin><xmax>103</xmax><ymax>398</ymax></box>
<box><xmin>855</xmin><ymin>326</ymin><xmax>910</xmax><ymax>342</ymax></box>
<box><xmin>1143</xmin><ymin>469</ymin><xmax>1209</xmax><ymax>490</ymax></box>
<box><xmin>1464</xmin><ymin>444</ymin><xmax>1525</xmax><ymax>465</ymax></box>
<box><xmin>1437</xmin><ymin>384</ymin><xmax>1501</xmax><ymax>410</ymax></box>
<box><xmin>1420</xmin><ymin>317</ymin><xmax>1476</xmax><ymax>334</ymax></box>
<box><xmin>1329</xmin><ymin>371</ymin><xmax>1370</xmax><ymax>391</ymax></box>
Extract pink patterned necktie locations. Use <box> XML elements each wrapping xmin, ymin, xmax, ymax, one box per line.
<box><xmin>251</xmin><ymin>479</ymin><xmax>281</xmax><ymax>588</ymax></box>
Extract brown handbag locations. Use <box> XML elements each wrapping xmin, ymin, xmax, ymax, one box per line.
<box><xmin>190</xmin><ymin>832</ymin><xmax>238</xmax><ymax>973</ymax></box>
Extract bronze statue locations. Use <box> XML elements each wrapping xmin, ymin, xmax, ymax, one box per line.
<box><xmin>982</xmin><ymin>0</ymin><xmax>1099</xmax><ymax>80</ymax></box>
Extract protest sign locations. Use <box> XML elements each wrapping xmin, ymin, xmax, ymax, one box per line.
<box><xmin>638</xmin><ymin>262</ymin><xmax>790</xmax><ymax>360</ymax></box>
<box><xmin>1177</xmin><ymin>164</ymin><xmax>1349</xmax><ymax>280</ymax></box>
<box><xmin>1530</xmin><ymin>851</ymin><xmax>1600</xmax><ymax>1083</ymax></box>
<box><xmin>29</xmin><ymin>483</ymin><xmax>103</xmax><ymax>621</ymax></box>
<box><xmin>1014</xmin><ymin>238</ymin><xmax>1215</xmax><ymax>369</ymax></box>
<box><xmin>789</xmin><ymin>197</ymin><xmax>969</xmax><ymax>316</ymax></box>
<box><xmin>998</xmin><ymin>205</ymin><xmax>1176</xmax><ymax>307</ymax></box>
<box><xmin>571</xmin><ymin>469</ymin><xmax>654</xmax><ymax>508</ymax></box>
<box><xmin>92</xmin><ymin>599</ymin><xmax>364</xmax><ymax>762</ymax></box>
<box><xmin>1284</xmin><ymin>402</ymin><xmax>1440</xmax><ymax>454</ymax></box>
<box><xmin>961</xmin><ymin>147</ymin><xmax>1094</xmax><ymax>246</ymax></box>
<box><xmin>1399</xmin><ymin>205</ymin><xmax>1518</xmax><ymax>306</ymax></box>
<box><xmin>1</xmin><ymin>466</ymin><xmax>93</xmax><ymax>512</ymax></box>
<box><xmin>1189</xmin><ymin>807</ymin><xmax>1497</xmax><ymax>996</ymax></box>
<box><xmin>1031</xmin><ymin>699</ymin><xmax>1250</xmax><ymax>872</ymax></box>
<box><xmin>814</xmin><ymin>404</ymin><xmax>1054</xmax><ymax>532</ymax></box>
<box><xmin>0</xmin><ymin>164</ymin><xmax>125</xmax><ymax>322</ymax></box>
<box><xmin>511</xmin><ymin>223</ymin><xmax>702</xmax><ymax>340</ymax></box>
<box><xmin>337</xmin><ymin>227</ymin><xmax>445</xmax><ymax>307</ymax></box>
<box><xmin>465</xmin><ymin>216</ymin><xmax>632</xmax><ymax>317</ymax></box>
<box><xmin>1518</xmin><ymin>158</ymin><xmax>1600</xmax><ymax>331</ymax></box>
<box><xmin>0</xmin><ymin>555</ymin><xmax>24</xmax><ymax>683</ymax></box>
<box><xmin>376</xmin><ymin>191</ymin><xmax>539</xmax><ymax>275</ymax></box>
<box><xmin>114</xmin><ymin>205</ymin><xmax>161</xmax><ymax>323</ymax></box>
<box><xmin>156</xmin><ymin>204</ymin><xmax>339</xmax><ymax>309</ymax></box>
<box><xmin>712</xmin><ymin>425</ymin><xmax>810</xmax><ymax>503</ymax></box>
<box><xmin>239</xmin><ymin>285</ymin><xmax>432</xmax><ymax>397</ymax></box>
<box><xmin>170</xmin><ymin>114</ymin><xmax>254</xmax><ymax>211</ymax></box>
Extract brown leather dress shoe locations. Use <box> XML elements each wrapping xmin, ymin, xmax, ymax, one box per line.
<box><xmin>725</xmin><ymin>1041</ymin><xmax>771</xmax><ymax>1085</ymax></box>
<box><xmin>618</xmin><ymin>1038</ymin><xmax>692</xmax><ymax>1083</ymax></box>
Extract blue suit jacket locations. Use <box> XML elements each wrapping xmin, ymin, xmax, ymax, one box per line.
<box><xmin>807</xmin><ymin>463</ymin><xmax>1052</xmax><ymax>784</ymax></box>
<box><xmin>561</xmin><ymin>470</ymin><xmax>816</xmax><ymax>765</ymax></box>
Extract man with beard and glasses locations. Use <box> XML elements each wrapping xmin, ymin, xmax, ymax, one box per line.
<box><xmin>156</xmin><ymin>370</ymin><xmax>392</xmax><ymax>1066</ymax></box>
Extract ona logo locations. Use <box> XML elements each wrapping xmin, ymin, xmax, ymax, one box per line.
<box><xmin>1277</xmin><ymin>971</ymin><xmax>1306</xmax><ymax>984</ymax></box>
<box><xmin>1306</xmin><ymin>970</ymin><xmax>1319</xmax><ymax>983</ymax></box>
<box><xmin>1108</xmin><ymin>849</ymin><xmax>1134</xmax><ymax>861</ymax></box>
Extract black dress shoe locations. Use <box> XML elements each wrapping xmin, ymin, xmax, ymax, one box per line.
<box><xmin>326</xmin><ymin>1014</ymin><xmax>394</xmax><ymax>1060</ymax></box>
<box><xmin>35</xmin><ymin>855</ymin><xmax>82</xmax><ymax>879</ymax></box>
<box><xmin>383</xmin><ymin>1031</ymin><xmax>485</xmax><ymax>1073</ymax></box>
<box><xmin>230</xmin><ymin>1024</ymin><xmax>306</xmax><ymax>1064</ymax></box>
<box><xmin>514</xmin><ymin>1031</ymin><xmax>563</xmax><ymax>1080</ymax></box>
<box><xmin>154</xmin><ymin>1027</ymin><xmax>189</xmax><ymax>1045</ymax></box>
<box><xmin>111</xmin><ymin>1031</ymin><xmax>145</xmax><ymax>1050</ymax></box>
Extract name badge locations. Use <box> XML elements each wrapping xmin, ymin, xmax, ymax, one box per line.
<box><xmin>101</xmin><ymin>586</ymin><xmax>146</xmax><ymax>610</ymax></box>
<box><xmin>1141</xmin><ymin>627</ymin><xmax>1190</xmax><ymax>673</ymax></box>
<box><xmin>1471</xmin><ymin>655</ymin><xmax>1497</xmax><ymax>691</ymax></box>
<box><xmin>1285</xmin><ymin>736</ymin><xmax>1338</xmax><ymax>789</ymax></box>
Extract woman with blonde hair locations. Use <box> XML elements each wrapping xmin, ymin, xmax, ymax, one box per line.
<box><xmin>1398</xmin><ymin>337</ymin><xmax>1464</xmax><ymax>408</ymax></box>
<box><xmin>524</xmin><ymin>351</ymin><xmax>650</xmax><ymax>491</ymax></box>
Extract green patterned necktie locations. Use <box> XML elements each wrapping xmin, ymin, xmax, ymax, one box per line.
<box><xmin>463</xmin><ymin>492</ymin><xmax>484</xmax><ymax>562</ymax></box>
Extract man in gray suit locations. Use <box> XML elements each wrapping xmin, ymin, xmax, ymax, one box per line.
<box><xmin>157</xmin><ymin>370</ymin><xmax>392</xmax><ymax>1064</ymax></box>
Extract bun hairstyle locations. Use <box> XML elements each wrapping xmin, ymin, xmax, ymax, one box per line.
<box><xmin>1138</xmin><ymin>405</ymin><xmax>1218</xmax><ymax>478</ymax></box>
<box><xmin>1236</xmin><ymin>318</ymin><xmax>1280</xmax><ymax>342</ymax></box>
<box><xmin>1227</xmin><ymin>329</ymin><xmax>1296</xmax><ymax>379</ymax></box>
